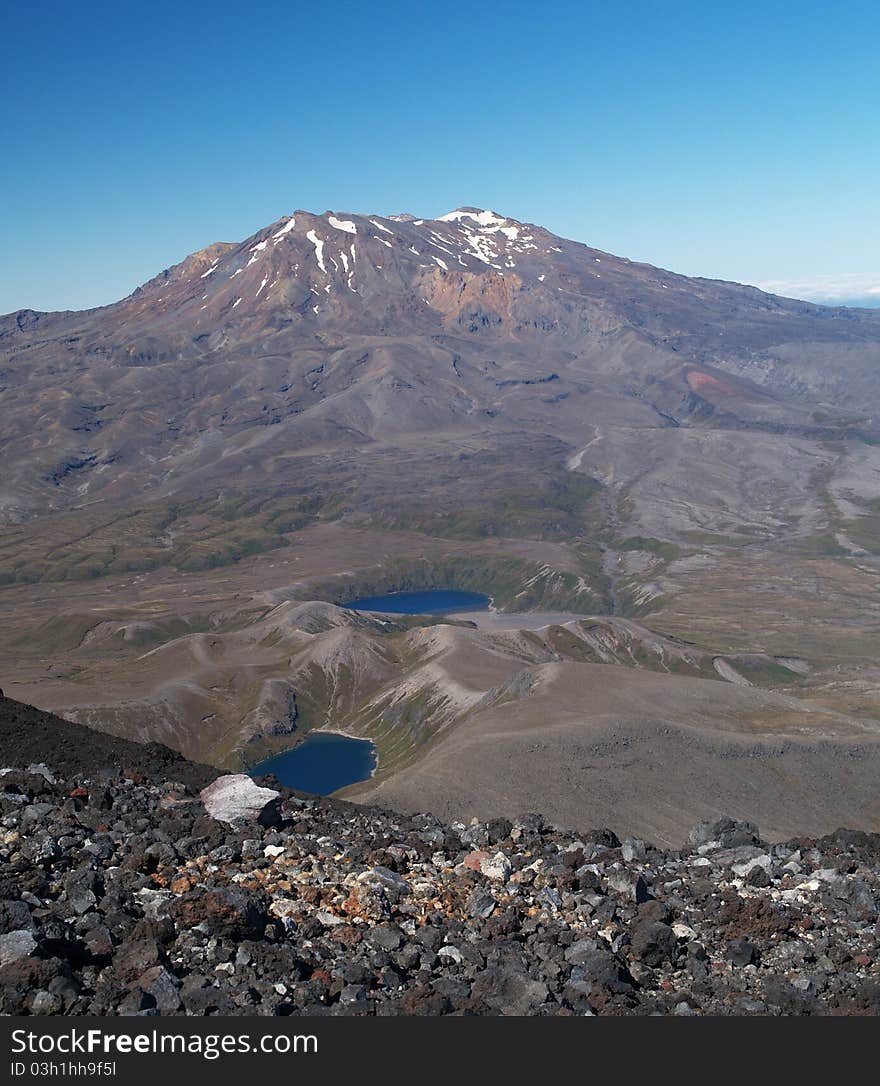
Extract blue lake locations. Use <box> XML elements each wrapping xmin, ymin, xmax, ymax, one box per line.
<box><xmin>249</xmin><ymin>591</ymin><xmax>490</xmax><ymax>794</ymax></box>
<box><xmin>342</xmin><ymin>589</ymin><xmax>491</xmax><ymax>614</ymax></box>
<box><xmin>250</xmin><ymin>732</ymin><xmax>377</xmax><ymax>795</ymax></box>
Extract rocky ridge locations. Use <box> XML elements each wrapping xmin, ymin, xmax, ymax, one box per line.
<box><xmin>2</xmin><ymin>755</ymin><xmax>879</xmax><ymax>1016</ymax></box>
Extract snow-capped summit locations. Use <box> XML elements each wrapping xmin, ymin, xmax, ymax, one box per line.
<box><xmin>18</xmin><ymin>202</ymin><xmax>838</xmax><ymax>352</ymax></box>
<box><xmin>436</xmin><ymin>208</ymin><xmax>512</xmax><ymax>227</ymax></box>
<box><xmin>2</xmin><ymin>196</ymin><xmax>879</xmax><ymax>567</ymax></box>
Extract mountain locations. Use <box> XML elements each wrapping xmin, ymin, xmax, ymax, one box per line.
<box><xmin>4</xmin><ymin>205</ymin><xmax>880</xmax><ymax>529</ymax></box>
<box><xmin>2</xmin><ymin>206</ymin><xmax>880</xmax><ymax>842</ymax></box>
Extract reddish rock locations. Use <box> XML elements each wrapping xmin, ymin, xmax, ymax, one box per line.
<box><xmin>330</xmin><ymin>925</ymin><xmax>363</xmax><ymax>947</ymax></box>
<box><xmin>171</xmin><ymin>887</ymin><xmax>269</xmax><ymax>938</ymax></box>
<box><xmin>464</xmin><ymin>850</ymin><xmax>492</xmax><ymax>871</ymax></box>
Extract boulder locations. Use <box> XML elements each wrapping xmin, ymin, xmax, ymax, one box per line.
<box><xmin>199</xmin><ymin>774</ymin><xmax>281</xmax><ymax>825</ymax></box>
<box><xmin>0</xmin><ymin>929</ymin><xmax>37</xmax><ymax>967</ymax></box>
<box><xmin>171</xmin><ymin>887</ymin><xmax>269</xmax><ymax>939</ymax></box>
<box><xmin>630</xmin><ymin>919</ymin><xmax>678</xmax><ymax>967</ymax></box>
<box><xmin>469</xmin><ymin>965</ymin><xmax>549</xmax><ymax>1015</ymax></box>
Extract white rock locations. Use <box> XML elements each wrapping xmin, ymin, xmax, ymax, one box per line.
<box><xmin>315</xmin><ymin>910</ymin><xmax>345</xmax><ymax>927</ymax></box>
<box><xmin>672</xmin><ymin>922</ymin><xmax>698</xmax><ymax>941</ymax></box>
<box><xmin>200</xmin><ymin>774</ymin><xmax>280</xmax><ymax>825</ymax></box>
<box><xmin>621</xmin><ymin>837</ymin><xmax>646</xmax><ymax>862</ymax></box>
<box><xmin>813</xmin><ymin>868</ymin><xmax>839</xmax><ymax>883</ymax></box>
<box><xmin>479</xmin><ymin>852</ymin><xmax>512</xmax><ymax>881</ymax></box>
<box><xmin>731</xmin><ymin>854</ymin><xmax>772</xmax><ymax>878</ymax></box>
<box><xmin>264</xmin><ymin>844</ymin><xmax>286</xmax><ymax>859</ymax></box>
<box><xmin>438</xmin><ymin>946</ymin><xmax>464</xmax><ymax>964</ymax></box>
<box><xmin>796</xmin><ymin>878</ymin><xmax>821</xmax><ymax>892</ymax></box>
<box><xmin>134</xmin><ymin>888</ymin><xmax>173</xmax><ymax>919</ymax></box>
<box><xmin>269</xmin><ymin>900</ymin><xmax>298</xmax><ymax>920</ymax></box>
<box><xmin>26</xmin><ymin>763</ymin><xmax>56</xmax><ymax>783</ymax></box>
<box><xmin>0</xmin><ymin>929</ymin><xmax>36</xmax><ymax>966</ymax></box>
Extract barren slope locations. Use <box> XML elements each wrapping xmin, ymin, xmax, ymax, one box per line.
<box><xmin>2</xmin><ymin>205</ymin><xmax>880</xmax><ymax>837</ymax></box>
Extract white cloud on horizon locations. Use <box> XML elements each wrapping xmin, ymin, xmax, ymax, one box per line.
<box><xmin>754</xmin><ymin>272</ymin><xmax>880</xmax><ymax>306</ymax></box>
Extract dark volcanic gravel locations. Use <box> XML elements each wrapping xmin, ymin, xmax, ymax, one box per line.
<box><xmin>2</xmin><ymin>729</ymin><xmax>880</xmax><ymax>1015</ymax></box>
<box><xmin>0</xmin><ymin>695</ymin><xmax>216</xmax><ymax>792</ymax></box>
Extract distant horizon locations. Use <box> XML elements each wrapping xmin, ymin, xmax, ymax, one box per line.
<box><xmin>3</xmin><ymin>1</ymin><xmax>878</xmax><ymax>315</ymax></box>
<box><xmin>4</xmin><ymin>202</ymin><xmax>877</xmax><ymax>316</ymax></box>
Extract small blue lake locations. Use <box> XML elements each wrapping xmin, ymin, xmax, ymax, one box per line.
<box><xmin>250</xmin><ymin>732</ymin><xmax>377</xmax><ymax>795</ymax></box>
<box><xmin>342</xmin><ymin>589</ymin><xmax>491</xmax><ymax>614</ymax></box>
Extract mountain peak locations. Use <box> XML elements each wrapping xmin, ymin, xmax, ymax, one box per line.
<box><xmin>436</xmin><ymin>208</ymin><xmax>513</xmax><ymax>228</ymax></box>
<box><xmin>27</xmin><ymin>203</ymin><xmax>862</xmax><ymax>345</ymax></box>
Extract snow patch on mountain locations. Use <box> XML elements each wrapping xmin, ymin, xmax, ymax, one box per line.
<box><xmin>437</xmin><ymin>209</ymin><xmax>508</xmax><ymax>228</ymax></box>
<box><xmin>272</xmin><ymin>217</ymin><xmax>296</xmax><ymax>240</ymax></box>
<box><xmin>306</xmin><ymin>230</ymin><xmax>326</xmax><ymax>273</ymax></box>
<box><xmin>329</xmin><ymin>216</ymin><xmax>357</xmax><ymax>234</ymax></box>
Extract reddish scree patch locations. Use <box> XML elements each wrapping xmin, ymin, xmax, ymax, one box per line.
<box><xmin>687</xmin><ymin>370</ymin><xmax>737</xmax><ymax>396</ymax></box>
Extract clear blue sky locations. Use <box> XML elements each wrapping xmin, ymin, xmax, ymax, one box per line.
<box><xmin>2</xmin><ymin>0</ymin><xmax>879</xmax><ymax>312</ymax></box>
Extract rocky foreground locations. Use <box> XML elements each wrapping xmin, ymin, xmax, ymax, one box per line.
<box><xmin>2</xmin><ymin>756</ymin><xmax>880</xmax><ymax>1017</ymax></box>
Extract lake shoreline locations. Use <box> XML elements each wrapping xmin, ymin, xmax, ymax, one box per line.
<box><xmin>342</xmin><ymin>588</ymin><xmax>491</xmax><ymax>616</ymax></box>
<box><xmin>252</xmin><ymin>588</ymin><xmax>556</xmax><ymax>796</ymax></box>
<box><xmin>249</xmin><ymin>731</ymin><xmax>378</xmax><ymax>796</ymax></box>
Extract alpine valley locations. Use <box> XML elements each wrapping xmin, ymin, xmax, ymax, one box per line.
<box><xmin>3</xmin><ymin>206</ymin><xmax>880</xmax><ymax>846</ymax></box>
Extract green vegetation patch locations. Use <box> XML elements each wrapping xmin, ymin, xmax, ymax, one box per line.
<box><xmin>369</xmin><ymin>469</ymin><xmax>603</xmax><ymax>542</ymax></box>
<box><xmin>0</xmin><ymin>489</ymin><xmax>334</xmax><ymax>585</ymax></box>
